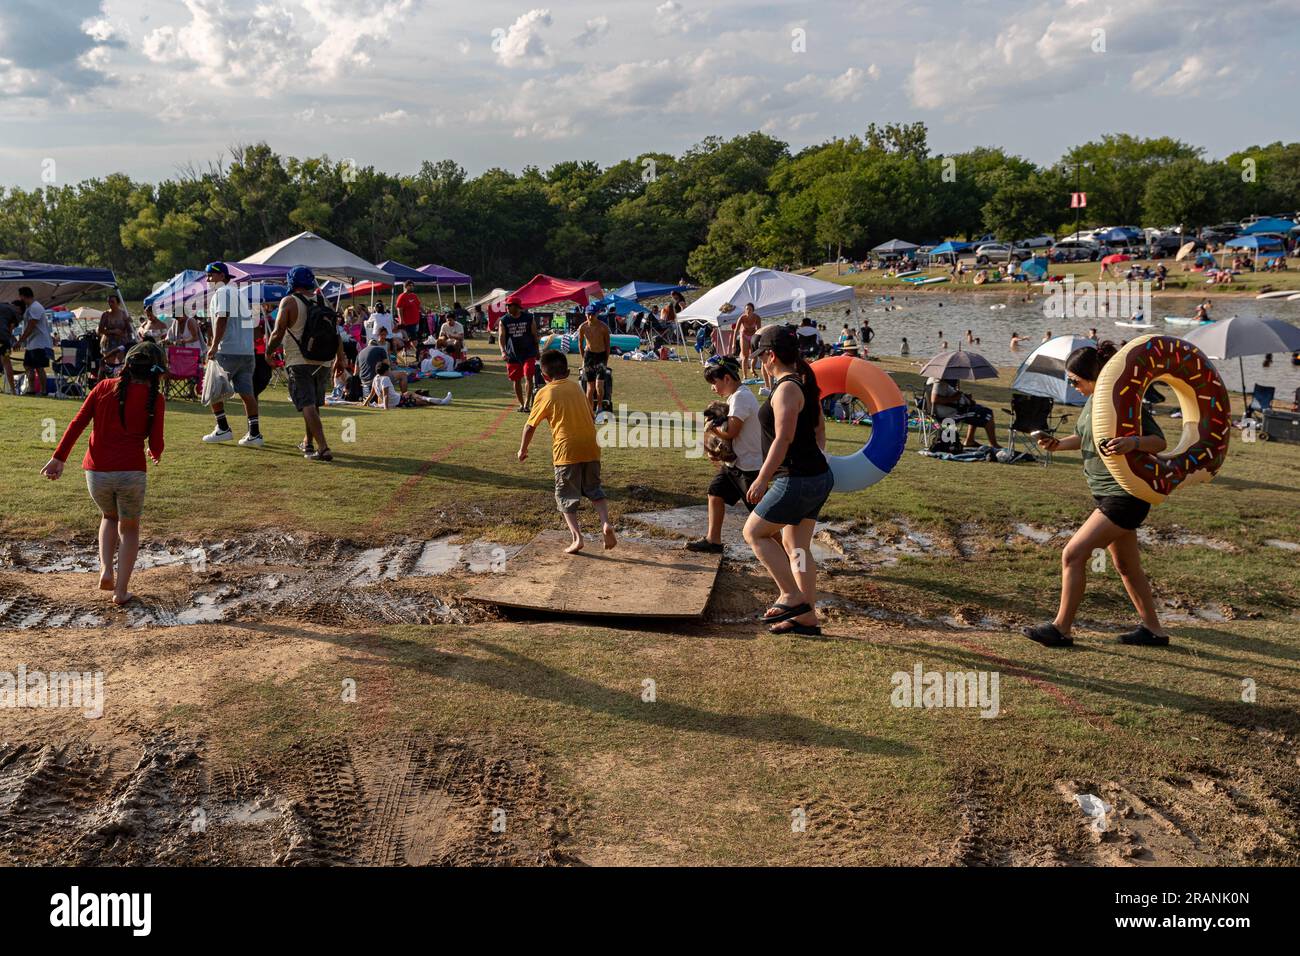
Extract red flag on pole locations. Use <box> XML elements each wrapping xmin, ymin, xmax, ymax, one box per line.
<box><xmin>1070</xmin><ymin>192</ymin><xmax>1088</xmax><ymax>209</ymax></box>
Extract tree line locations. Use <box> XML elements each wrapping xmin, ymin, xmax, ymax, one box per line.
<box><xmin>1</xmin><ymin>124</ymin><xmax>1296</xmax><ymax>299</ymax></box>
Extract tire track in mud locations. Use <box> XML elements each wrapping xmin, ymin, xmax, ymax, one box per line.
<box><xmin>0</xmin><ymin>731</ymin><xmax>573</xmax><ymax>866</ymax></box>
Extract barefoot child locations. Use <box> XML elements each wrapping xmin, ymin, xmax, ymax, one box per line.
<box><xmin>578</xmin><ymin>304</ymin><xmax>611</xmax><ymax>414</ymax></box>
<box><xmin>41</xmin><ymin>342</ymin><xmax>167</xmax><ymax>606</ymax></box>
<box><xmin>517</xmin><ymin>350</ymin><xmax>616</xmax><ymax>554</ymax></box>
<box><xmin>1024</xmin><ymin>341</ymin><xmax>1170</xmax><ymax>648</ymax></box>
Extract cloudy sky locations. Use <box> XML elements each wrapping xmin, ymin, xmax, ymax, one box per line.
<box><xmin>2</xmin><ymin>0</ymin><xmax>1297</xmax><ymax>187</ymax></box>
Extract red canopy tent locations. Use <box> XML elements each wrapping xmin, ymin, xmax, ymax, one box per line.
<box><xmin>488</xmin><ymin>274</ymin><xmax>604</xmax><ymax>322</ymax></box>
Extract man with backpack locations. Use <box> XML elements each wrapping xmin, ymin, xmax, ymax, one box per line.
<box><xmin>266</xmin><ymin>266</ymin><xmax>347</xmax><ymax>461</ymax></box>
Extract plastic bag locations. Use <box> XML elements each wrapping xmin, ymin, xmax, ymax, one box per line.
<box><xmin>200</xmin><ymin>358</ymin><xmax>236</xmax><ymax>405</ymax></box>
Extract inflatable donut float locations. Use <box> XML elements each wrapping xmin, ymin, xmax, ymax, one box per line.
<box><xmin>810</xmin><ymin>354</ymin><xmax>908</xmax><ymax>492</ymax></box>
<box><xmin>1092</xmin><ymin>334</ymin><xmax>1230</xmax><ymax>505</ymax></box>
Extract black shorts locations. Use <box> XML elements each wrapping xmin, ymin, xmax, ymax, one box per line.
<box><xmin>708</xmin><ymin>465</ymin><xmax>759</xmax><ymax>509</ymax></box>
<box><xmin>1094</xmin><ymin>494</ymin><xmax>1150</xmax><ymax>531</ymax></box>
<box><xmin>23</xmin><ymin>348</ymin><xmax>50</xmax><ymax>369</ymax></box>
<box><xmin>583</xmin><ymin>350</ymin><xmax>608</xmax><ymax>370</ymax></box>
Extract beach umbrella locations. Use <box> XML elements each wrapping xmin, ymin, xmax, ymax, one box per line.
<box><xmin>1175</xmin><ymin>241</ymin><xmax>1197</xmax><ymax>262</ymax></box>
<box><xmin>1011</xmin><ymin>334</ymin><xmax>1096</xmax><ymax>405</ymax></box>
<box><xmin>72</xmin><ymin>306</ymin><xmax>103</xmax><ymax>320</ymax></box>
<box><xmin>918</xmin><ymin>349</ymin><xmax>998</xmax><ymax>382</ymax></box>
<box><xmin>1181</xmin><ymin>316</ymin><xmax>1300</xmax><ymax>400</ymax></box>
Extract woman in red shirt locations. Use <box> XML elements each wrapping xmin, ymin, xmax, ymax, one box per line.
<box><xmin>42</xmin><ymin>342</ymin><xmax>167</xmax><ymax>606</ymax></box>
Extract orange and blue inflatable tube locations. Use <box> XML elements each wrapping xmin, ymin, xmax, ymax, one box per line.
<box><xmin>810</xmin><ymin>354</ymin><xmax>908</xmax><ymax>492</ymax></box>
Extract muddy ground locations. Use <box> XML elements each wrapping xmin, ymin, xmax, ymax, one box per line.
<box><xmin>2</xmin><ymin>520</ymin><xmax>1297</xmax><ymax>866</ymax></box>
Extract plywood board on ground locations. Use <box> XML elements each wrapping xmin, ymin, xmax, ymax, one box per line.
<box><xmin>465</xmin><ymin>531</ymin><xmax>721</xmax><ymax>618</ymax></box>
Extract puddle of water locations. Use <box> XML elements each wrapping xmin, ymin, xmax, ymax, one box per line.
<box><xmin>223</xmin><ymin>798</ymin><xmax>286</xmax><ymax>826</ymax></box>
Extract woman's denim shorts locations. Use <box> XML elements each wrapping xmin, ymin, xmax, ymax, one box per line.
<box><xmin>753</xmin><ymin>470</ymin><xmax>834</xmax><ymax>525</ymax></box>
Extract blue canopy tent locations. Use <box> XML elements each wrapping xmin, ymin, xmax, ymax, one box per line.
<box><xmin>926</xmin><ymin>241</ymin><xmax>972</xmax><ymax>264</ymax></box>
<box><xmin>0</xmin><ymin>260</ymin><xmax>118</xmax><ymax>309</ymax></box>
<box><xmin>606</xmin><ymin>281</ymin><xmax>694</xmax><ymax>301</ymax></box>
<box><xmin>1225</xmin><ymin>234</ymin><xmax>1286</xmax><ymax>270</ymax></box>
<box><xmin>1241</xmin><ymin>218</ymin><xmax>1297</xmax><ymax>236</ymax></box>
<box><xmin>143</xmin><ymin>270</ymin><xmax>202</xmax><ymax>313</ymax></box>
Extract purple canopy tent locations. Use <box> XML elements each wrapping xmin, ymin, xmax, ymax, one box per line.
<box><xmin>417</xmin><ymin>263</ymin><xmax>473</xmax><ymax>308</ymax></box>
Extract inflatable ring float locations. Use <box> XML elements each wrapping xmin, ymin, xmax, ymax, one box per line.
<box><xmin>810</xmin><ymin>354</ymin><xmax>907</xmax><ymax>492</ymax></box>
<box><xmin>1092</xmin><ymin>334</ymin><xmax>1230</xmax><ymax>505</ymax></box>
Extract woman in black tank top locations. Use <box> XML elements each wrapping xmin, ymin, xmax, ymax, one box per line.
<box><xmin>743</xmin><ymin>325</ymin><xmax>834</xmax><ymax>636</ymax></box>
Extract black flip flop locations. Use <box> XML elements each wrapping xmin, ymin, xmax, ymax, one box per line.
<box><xmin>759</xmin><ymin>602</ymin><xmax>811</xmax><ymax>624</ymax></box>
<box><xmin>769</xmin><ymin>620</ymin><xmax>822</xmax><ymax>636</ymax></box>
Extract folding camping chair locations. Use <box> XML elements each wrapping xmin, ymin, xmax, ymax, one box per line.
<box><xmin>52</xmin><ymin>340</ymin><xmax>92</xmax><ymax>399</ymax></box>
<box><xmin>910</xmin><ymin>385</ymin><xmax>939</xmax><ymax>449</ymax></box>
<box><xmin>164</xmin><ymin>346</ymin><xmax>203</xmax><ymax>401</ymax></box>
<box><xmin>1004</xmin><ymin>393</ymin><xmax>1068</xmax><ymax>466</ymax></box>
<box><xmin>1246</xmin><ymin>384</ymin><xmax>1276</xmax><ymax>421</ymax></box>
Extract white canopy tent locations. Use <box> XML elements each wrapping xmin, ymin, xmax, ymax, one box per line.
<box><xmin>676</xmin><ymin>266</ymin><xmax>855</xmax><ymax>352</ymax></box>
<box><xmin>239</xmin><ymin>231</ymin><xmax>392</xmax><ymax>284</ymax></box>
<box><xmin>469</xmin><ymin>287</ymin><xmax>509</xmax><ymax>310</ymax></box>
<box><xmin>676</xmin><ymin>266</ymin><xmax>854</xmax><ymax>327</ymax></box>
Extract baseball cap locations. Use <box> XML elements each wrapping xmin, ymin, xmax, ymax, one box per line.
<box><xmin>204</xmin><ymin>261</ymin><xmax>230</xmax><ymax>278</ymax></box>
<box><xmin>286</xmin><ymin>265</ymin><xmax>317</xmax><ymax>290</ymax></box>
<box><xmin>751</xmin><ymin>324</ymin><xmax>798</xmax><ymax>358</ymax></box>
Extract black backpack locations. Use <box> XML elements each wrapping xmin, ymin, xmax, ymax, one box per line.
<box><xmin>455</xmin><ymin>356</ymin><xmax>483</xmax><ymax>373</ymax></box>
<box><xmin>287</xmin><ymin>293</ymin><xmax>340</xmax><ymax>362</ymax></box>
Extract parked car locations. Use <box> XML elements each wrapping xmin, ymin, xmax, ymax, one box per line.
<box><xmin>1016</xmin><ymin>235</ymin><xmax>1055</xmax><ymax>250</ymax></box>
<box><xmin>1050</xmin><ymin>239</ymin><xmax>1101</xmax><ymax>262</ymax></box>
<box><xmin>1148</xmin><ymin>235</ymin><xmax>1185</xmax><ymax>258</ymax></box>
<box><xmin>975</xmin><ymin>242</ymin><xmax>1030</xmax><ymax>264</ymax></box>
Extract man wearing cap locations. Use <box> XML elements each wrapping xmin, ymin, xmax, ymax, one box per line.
<box><xmin>201</xmin><ymin>261</ymin><xmax>263</xmax><ymax>447</ymax></box>
<box><xmin>500</xmin><ymin>297</ymin><xmax>540</xmax><ymax>412</ymax></box>
<box><xmin>266</xmin><ymin>266</ymin><xmax>348</xmax><ymax>461</ymax></box>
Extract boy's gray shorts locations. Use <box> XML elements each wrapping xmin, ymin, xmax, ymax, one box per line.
<box><xmin>553</xmin><ymin>461</ymin><xmax>604</xmax><ymax>513</ymax></box>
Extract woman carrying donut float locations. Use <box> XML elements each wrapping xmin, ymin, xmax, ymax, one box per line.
<box><xmin>1024</xmin><ymin>335</ymin><xmax>1230</xmax><ymax>649</ymax></box>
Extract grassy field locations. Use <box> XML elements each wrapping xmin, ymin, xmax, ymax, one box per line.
<box><xmin>1</xmin><ymin>337</ymin><xmax>1298</xmax><ymax>865</ymax></box>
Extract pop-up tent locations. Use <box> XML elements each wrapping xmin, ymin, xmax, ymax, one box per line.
<box><xmin>1011</xmin><ymin>334</ymin><xmax>1096</xmax><ymax>406</ymax></box>
<box><xmin>143</xmin><ymin>270</ymin><xmax>202</xmax><ymax>313</ymax></box>
<box><xmin>871</xmin><ymin>238</ymin><xmax>919</xmax><ymax>255</ymax></box>
<box><xmin>1241</xmin><ymin>218</ymin><xmax>1297</xmax><ymax>236</ymax></box>
<box><xmin>236</xmin><ymin>231</ymin><xmax>391</xmax><ymax>284</ymax></box>
<box><xmin>488</xmin><ymin>275</ymin><xmax>603</xmax><ymax>319</ymax></box>
<box><xmin>675</xmin><ymin>267</ymin><xmax>853</xmax><ymax>328</ymax></box>
<box><xmin>927</xmin><ymin>241</ymin><xmax>972</xmax><ymax>262</ymax></box>
<box><xmin>0</xmin><ymin>260</ymin><xmax>119</xmax><ymax>308</ymax></box>
<box><xmin>605</xmin><ymin>280</ymin><xmax>693</xmax><ymax>301</ymax></box>
<box><xmin>418</xmin><ymin>263</ymin><xmax>474</xmax><ymax>308</ymax></box>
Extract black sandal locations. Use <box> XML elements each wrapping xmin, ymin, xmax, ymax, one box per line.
<box><xmin>759</xmin><ymin>602</ymin><xmax>811</xmax><ymax>624</ymax></box>
<box><xmin>769</xmin><ymin>620</ymin><xmax>822</xmax><ymax>636</ymax></box>
<box><xmin>1022</xmin><ymin>621</ymin><xmax>1073</xmax><ymax>647</ymax></box>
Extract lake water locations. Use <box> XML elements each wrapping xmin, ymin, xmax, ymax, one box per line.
<box><xmin>830</xmin><ymin>291</ymin><xmax>1300</xmax><ymax>400</ymax></box>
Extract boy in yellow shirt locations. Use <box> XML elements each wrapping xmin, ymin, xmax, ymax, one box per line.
<box><xmin>518</xmin><ymin>350</ymin><xmax>617</xmax><ymax>554</ymax></box>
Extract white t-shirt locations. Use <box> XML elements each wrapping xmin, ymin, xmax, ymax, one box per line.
<box><xmin>208</xmin><ymin>283</ymin><xmax>255</xmax><ymax>355</ymax></box>
<box><xmin>366</xmin><ymin>312</ymin><xmax>394</xmax><ymax>340</ymax></box>
<box><xmin>23</xmin><ymin>301</ymin><xmax>52</xmax><ymax>351</ymax></box>
<box><xmin>440</xmin><ymin>319</ymin><xmax>464</xmax><ymax>340</ymax></box>
<box><xmin>375</xmin><ymin>375</ymin><xmax>403</xmax><ymax>407</ymax></box>
<box><xmin>420</xmin><ymin>349</ymin><xmax>455</xmax><ymax>376</ymax></box>
<box><xmin>726</xmin><ymin>385</ymin><xmax>763</xmax><ymax>472</ymax></box>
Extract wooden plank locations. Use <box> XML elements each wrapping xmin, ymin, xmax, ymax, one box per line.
<box><xmin>465</xmin><ymin>531</ymin><xmax>721</xmax><ymax>619</ymax></box>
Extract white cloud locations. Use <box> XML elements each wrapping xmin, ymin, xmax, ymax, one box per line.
<box><xmin>784</xmin><ymin>66</ymin><xmax>873</xmax><ymax>103</ymax></box>
<box><xmin>654</xmin><ymin>1</ymin><xmax>706</xmax><ymax>36</ymax></box>
<box><xmin>300</xmin><ymin>0</ymin><xmax>415</xmax><ymax>77</ymax></box>
<box><xmin>142</xmin><ymin>0</ymin><xmax>298</xmax><ymax>92</ymax></box>
<box><xmin>495</xmin><ymin>8</ymin><xmax>553</xmax><ymax>68</ymax></box>
<box><xmin>574</xmin><ymin>15</ymin><xmax>609</xmax><ymax>48</ymax></box>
